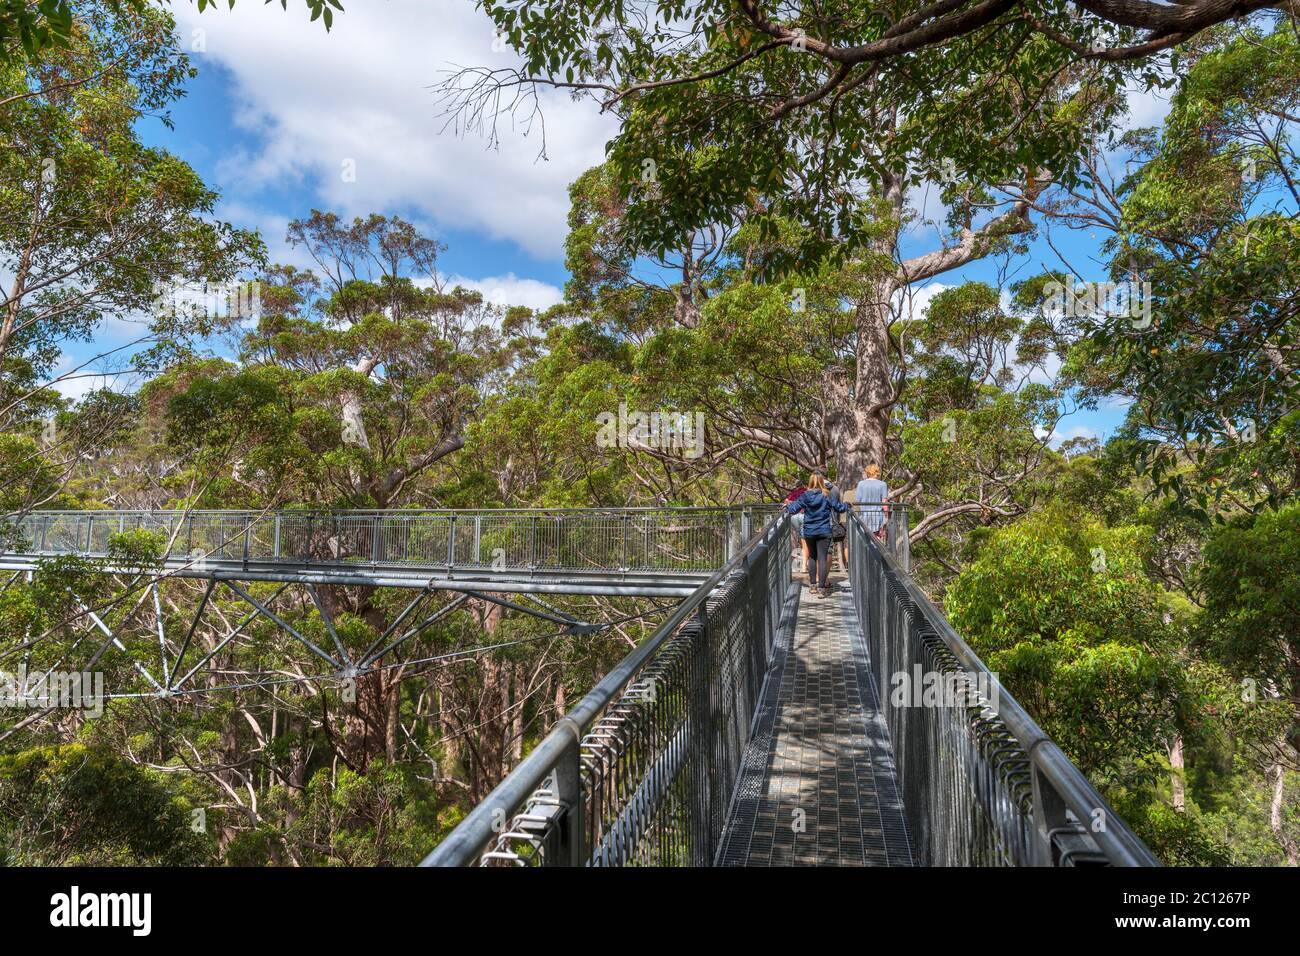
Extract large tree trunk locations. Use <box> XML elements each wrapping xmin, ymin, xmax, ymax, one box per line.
<box><xmin>329</xmin><ymin>593</ymin><xmax>398</xmax><ymax>770</ymax></box>
<box><xmin>1169</xmin><ymin>735</ymin><xmax>1186</xmax><ymax>811</ymax></box>
<box><xmin>1269</xmin><ymin>760</ymin><xmax>1299</xmax><ymax>866</ymax></box>
<box><xmin>554</xmin><ymin>674</ymin><xmax>567</xmax><ymax>718</ymax></box>
<box><xmin>385</xmin><ymin>679</ymin><xmax>400</xmax><ymax>763</ymax></box>
<box><xmin>830</xmin><ymin>279</ymin><xmax>897</xmax><ymax>483</ymax></box>
<box><xmin>508</xmin><ymin>662</ymin><xmax>525</xmax><ymax>764</ymax></box>
<box><xmin>469</xmin><ymin>599</ymin><xmax>512</xmax><ymax>802</ymax></box>
<box><xmin>830</xmin><ymin>171</ymin><xmax>905</xmax><ymax>484</ymax></box>
<box><xmin>674</xmin><ymin>285</ymin><xmax>701</xmax><ymax>328</ymax></box>
<box><xmin>435</xmin><ymin>669</ymin><xmax>462</xmax><ymax>779</ymax></box>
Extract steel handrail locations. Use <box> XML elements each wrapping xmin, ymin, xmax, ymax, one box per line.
<box><xmin>6</xmin><ymin>505</ymin><xmax>774</xmax><ymax>518</ymax></box>
<box><xmin>422</xmin><ymin>514</ymin><xmax>790</xmax><ymax>866</ymax></box>
<box><xmin>850</xmin><ymin>511</ymin><xmax>1159</xmax><ymax>866</ymax></box>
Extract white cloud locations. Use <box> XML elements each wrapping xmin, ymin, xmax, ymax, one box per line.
<box><xmin>213</xmin><ymin>200</ymin><xmax>301</xmax><ymax>269</ymax></box>
<box><xmin>48</xmin><ymin>373</ymin><xmax>120</xmax><ymax>402</ymax></box>
<box><xmin>1035</xmin><ymin>424</ymin><xmax>1100</xmax><ymax>448</ymax></box>
<box><xmin>905</xmin><ymin>179</ymin><xmax>949</xmax><ymax>237</ymax></box>
<box><xmin>175</xmin><ymin>1</ymin><xmax>615</xmax><ymax>259</ymax></box>
<box><xmin>894</xmin><ymin>281</ymin><xmax>948</xmax><ymax>321</ymax></box>
<box><xmin>45</xmin><ymin>359</ymin><xmax>141</xmax><ymax>402</ymax></box>
<box><xmin>447</xmin><ymin>272</ymin><xmax>563</xmax><ymax>311</ymax></box>
<box><xmin>1021</xmin><ymin>348</ymin><xmax>1062</xmax><ymax>386</ymax></box>
<box><xmin>1121</xmin><ymin>81</ymin><xmax>1172</xmax><ymax>133</ymax></box>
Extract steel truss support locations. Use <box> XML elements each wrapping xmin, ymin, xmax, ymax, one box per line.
<box><xmin>460</xmin><ymin>590</ymin><xmax>588</xmax><ymax>631</ymax></box>
<box><xmin>8</xmin><ymin>574</ymin><xmax>630</xmax><ymax>701</ymax></box>
<box><xmin>357</xmin><ymin>594</ymin><xmax>470</xmax><ymax>669</ymax></box>
<box><xmin>306</xmin><ymin>584</ymin><xmax>353</xmax><ymax>670</ymax></box>
<box><xmin>169</xmin><ymin>583</ymin><xmax>291</xmax><ymax>693</ymax></box>
<box><xmin>171</xmin><ymin>578</ymin><xmax>217</xmax><ymax>685</ymax></box>
<box><xmin>0</xmin><ymin>559</ymin><xmax>706</xmax><ymax>597</ymax></box>
<box><xmin>71</xmin><ymin>595</ymin><xmax>166</xmax><ymax>694</ymax></box>
<box><xmin>224</xmin><ymin>581</ymin><xmax>343</xmax><ymax>672</ymax></box>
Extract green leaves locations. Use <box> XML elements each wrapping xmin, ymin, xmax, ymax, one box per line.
<box><xmin>0</xmin><ymin>744</ymin><xmax>211</xmax><ymax>865</ymax></box>
<box><xmin>0</xmin><ymin>1</ymin><xmax>264</xmax><ymax>470</ymax></box>
<box><xmin>462</xmin><ymin>1</ymin><xmax>1147</xmax><ymax>270</ymax></box>
<box><xmin>1072</xmin><ymin>27</ymin><xmax>1300</xmax><ymax>515</ymax></box>
<box><xmin>1196</xmin><ymin>506</ymin><xmax>1300</xmax><ymax>706</ymax></box>
<box><xmin>193</xmin><ymin>0</ymin><xmax>343</xmax><ymax>31</ymax></box>
<box><xmin>946</xmin><ymin>509</ymin><xmax>1180</xmax><ymax>787</ymax></box>
<box><xmin>2</xmin><ymin>3</ymin><xmax>343</xmax><ymax>69</ymax></box>
<box><xmin>0</xmin><ymin>0</ymin><xmax>78</xmax><ymax>61</ymax></box>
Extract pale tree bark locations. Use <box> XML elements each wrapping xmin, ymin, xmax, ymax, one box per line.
<box><xmin>385</xmin><ymin>674</ymin><xmax>401</xmax><ymax>763</ymax></box>
<box><xmin>554</xmin><ymin>674</ymin><xmax>567</xmax><ymax>718</ymax></box>
<box><xmin>674</xmin><ymin>286</ymin><xmax>702</xmax><ymax>328</ymax></box>
<box><xmin>435</xmin><ymin>669</ymin><xmax>462</xmax><ymax>780</ymax></box>
<box><xmin>1169</xmin><ymin>735</ymin><xmax>1186</xmax><ymax>812</ymax></box>
<box><xmin>336</xmin><ymin>352</ymin><xmax>466</xmax><ymax>507</ymax></box>
<box><xmin>338</xmin><ymin>356</ymin><xmax>378</xmax><ymax>452</ymax></box>
<box><xmin>673</xmin><ymin>246</ymin><xmax>704</xmax><ymax>328</ymax></box>
<box><xmin>1269</xmin><ymin>760</ymin><xmax>1299</xmax><ymax>866</ymax></box>
<box><xmin>469</xmin><ymin>599</ymin><xmax>512</xmax><ymax>801</ymax></box>
<box><xmin>829</xmin><ymin>169</ymin><xmax>1048</xmax><ymax>486</ymax></box>
<box><xmin>837</xmin><ymin>277</ymin><xmax>900</xmax><ymax>482</ymax></box>
<box><xmin>508</xmin><ymin>662</ymin><xmax>525</xmax><ymax>764</ymax></box>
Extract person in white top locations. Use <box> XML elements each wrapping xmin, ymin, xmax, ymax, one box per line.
<box><xmin>854</xmin><ymin>463</ymin><xmax>889</xmax><ymax>539</ymax></box>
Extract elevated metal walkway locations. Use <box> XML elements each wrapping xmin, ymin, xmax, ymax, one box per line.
<box><xmin>425</xmin><ymin>512</ymin><xmax>1160</xmax><ymax>868</ymax></box>
<box><xmin>0</xmin><ymin>507</ymin><xmax>765</xmax><ymax>596</ymax></box>
<box><xmin>716</xmin><ymin>580</ymin><xmax>912</xmax><ymax>866</ymax></box>
<box><xmin>1</xmin><ymin>504</ymin><xmax>1162</xmax><ymax>865</ymax></box>
<box><xmin>0</xmin><ymin>506</ymin><xmax>774</xmax><ymax>701</ymax></box>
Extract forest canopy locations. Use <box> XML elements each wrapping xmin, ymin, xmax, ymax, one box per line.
<box><xmin>0</xmin><ymin>2</ymin><xmax>1295</xmax><ymax>867</ymax></box>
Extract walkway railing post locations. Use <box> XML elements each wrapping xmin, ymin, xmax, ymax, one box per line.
<box><xmin>1031</xmin><ymin>765</ymin><xmax>1069</xmax><ymax>867</ymax></box>
<box><xmin>620</xmin><ymin>513</ymin><xmax>629</xmax><ymax>569</ymax></box>
<box><xmin>553</xmin><ymin>734</ymin><xmax>585</xmax><ymax>866</ymax></box>
<box><xmin>695</xmin><ymin>600</ymin><xmax>716</xmax><ymax>864</ymax></box>
<box><xmin>897</xmin><ymin>506</ymin><xmax>910</xmax><ymax>573</ymax></box>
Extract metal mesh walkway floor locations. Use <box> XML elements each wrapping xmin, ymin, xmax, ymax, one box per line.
<box><xmin>716</xmin><ymin>574</ymin><xmax>914</xmax><ymax>866</ymax></box>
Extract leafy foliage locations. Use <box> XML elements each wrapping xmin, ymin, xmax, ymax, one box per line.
<box><xmin>0</xmin><ymin>743</ymin><xmax>211</xmax><ymax>865</ymax></box>
<box><xmin>946</xmin><ymin>510</ymin><xmax>1182</xmax><ymax>787</ymax></box>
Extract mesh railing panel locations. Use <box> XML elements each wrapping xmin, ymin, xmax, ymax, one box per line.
<box><xmin>850</xmin><ymin>515</ymin><xmax>1043</xmax><ymax>865</ymax></box>
<box><xmin>5</xmin><ymin>508</ymin><xmax>755</xmax><ymax>575</ymax></box>
<box><xmin>847</xmin><ymin>514</ymin><xmax>1156</xmax><ymax>866</ymax></box>
<box><xmin>428</xmin><ymin>516</ymin><xmax>792</xmax><ymax>867</ymax></box>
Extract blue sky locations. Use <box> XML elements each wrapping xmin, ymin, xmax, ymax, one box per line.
<box><xmin>64</xmin><ymin>0</ymin><xmax>1174</xmax><ymax>446</ymax></box>
<box><xmin>139</xmin><ymin>49</ymin><xmax>573</xmax><ymax>294</ymax></box>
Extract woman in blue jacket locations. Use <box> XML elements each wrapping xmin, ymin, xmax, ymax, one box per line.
<box><xmin>785</xmin><ymin>473</ymin><xmax>852</xmax><ymax>597</ymax></box>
